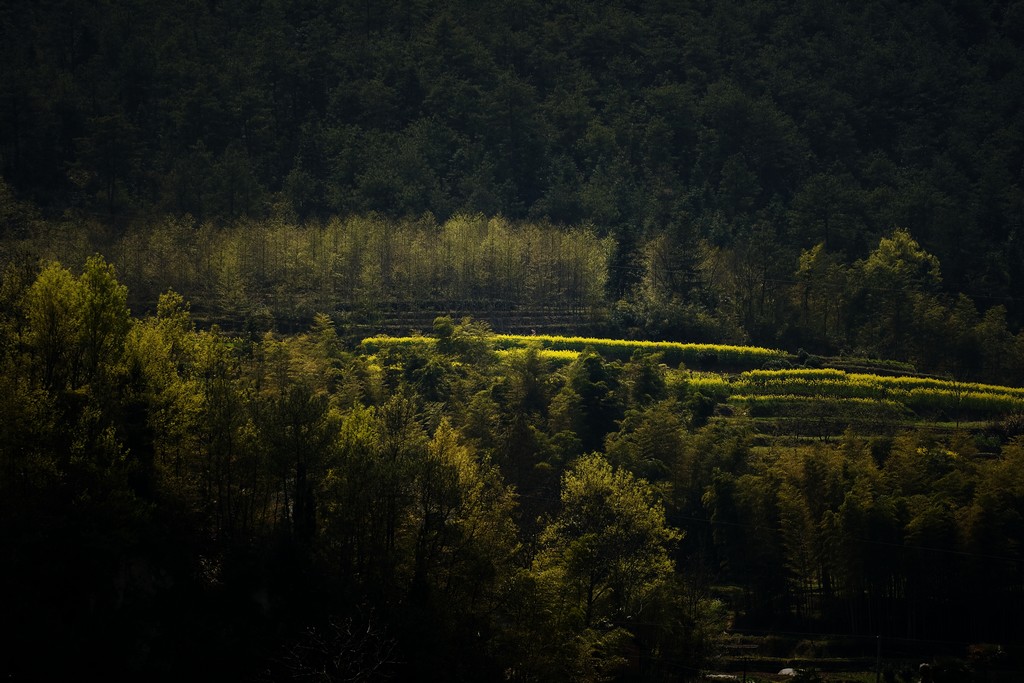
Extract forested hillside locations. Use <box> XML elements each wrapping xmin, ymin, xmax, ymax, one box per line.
<box><xmin>3</xmin><ymin>262</ymin><xmax>1023</xmax><ymax>680</ymax></box>
<box><xmin>3</xmin><ymin>0</ymin><xmax>1024</xmax><ymax>377</ymax></box>
<box><xmin>4</xmin><ymin>0</ymin><xmax>1024</xmax><ymax>679</ymax></box>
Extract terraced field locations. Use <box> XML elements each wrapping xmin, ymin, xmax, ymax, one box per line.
<box><xmin>364</xmin><ymin>332</ymin><xmax>1024</xmax><ymax>442</ymax></box>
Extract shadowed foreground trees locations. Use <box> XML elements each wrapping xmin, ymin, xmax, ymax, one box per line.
<box><xmin>0</xmin><ymin>258</ymin><xmax>696</xmax><ymax>680</ymax></box>
<box><xmin>3</xmin><ymin>258</ymin><xmax>1024</xmax><ymax>679</ymax></box>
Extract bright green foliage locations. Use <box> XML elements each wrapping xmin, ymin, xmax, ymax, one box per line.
<box><xmin>849</xmin><ymin>230</ymin><xmax>943</xmax><ymax>360</ymax></box>
<box><xmin>367</xmin><ymin>331</ymin><xmax>790</xmax><ymax>370</ymax></box>
<box><xmin>22</xmin><ymin>261</ymin><xmax>84</xmax><ymax>390</ymax></box>
<box><xmin>734</xmin><ymin>368</ymin><xmax>1024</xmax><ymax>419</ymax></box>
<box><xmin>494</xmin><ymin>334</ymin><xmax>788</xmax><ymax>369</ymax></box>
<box><xmin>522</xmin><ymin>453</ymin><xmax>679</xmax><ymax>682</ymax></box>
<box><xmin>549</xmin><ymin>350</ymin><xmax>623</xmax><ymax>454</ymax></box>
<box><xmin>604</xmin><ymin>399</ymin><xmax>687</xmax><ymax>481</ymax></box>
<box><xmin>679</xmin><ymin>372</ymin><xmax>732</xmax><ymax>402</ymax></box>
<box><xmin>78</xmin><ymin>256</ymin><xmax>131</xmax><ymax>384</ymax></box>
<box><xmin>360</xmin><ymin>335</ymin><xmax>436</xmax><ymax>358</ymax></box>
<box><xmin>319</xmin><ymin>403</ymin><xmax>399</xmax><ymax>582</ymax></box>
<box><xmin>535</xmin><ymin>453</ymin><xmax>679</xmax><ymax>628</ymax></box>
<box><xmin>107</xmin><ymin>215</ymin><xmax>614</xmax><ymax>322</ymax></box>
<box><xmin>434</xmin><ymin>315</ymin><xmax>495</xmax><ymax>365</ymax></box>
<box><xmin>19</xmin><ymin>258</ymin><xmax>135</xmax><ymax>484</ymax></box>
<box><xmin>20</xmin><ymin>256</ymin><xmax>131</xmax><ymax>393</ymax></box>
<box><xmin>859</xmin><ymin>229</ymin><xmax>942</xmax><ymax>290</ymax></box>
<box><xmin>410</xmin><ymin>418</ymin><xmax>518</xmax><ymax>608</ymax></box>
<box><xmin>496</xmin><ymin>347</ymin><xmax>580</xmax><ymax>365</ymax></box>
<box><xmin>124</xmin><ymin>290</ymin><xmax>207</xmax><ymax>503</ymax></box>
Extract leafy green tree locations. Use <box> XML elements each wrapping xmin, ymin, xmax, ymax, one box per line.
<box><xmin>2</xmin><ymin>256</ymin><xmax>153</xmax><ymax>677</ymax></box>
<box><xmin>831</xmin><ymin>452</ymin><xmax>899</xmax><ymax>635</ymax></box>
<box><xmin>409</xmin><ymin>418</ymin><xmax>517</xmax><ymax>601</ymax></box>
<box><xmin>604</xmin><ymin>398</ymin><xmax>684</xmax><ymax>482</ymax></box>
<box><xmin>320</xmin><ymin>389</ymin><xmax>427</xmax><ymax>591</ymax></box>
<box><xmin>702</xmin><ymin>465</ymin><xmax>786</xmax><ymax>622</ymax></box>
<box><xmin>488</xmin><ymin>344</ymin><xmax>560</xmax><ymax>507</ymax></box>
<box><xmin>505</xmin><ymin>453</ymin><xmax>679</xmax><ymax>682</ymax></box>
<box><xmin>319</xmin><ymin>404</ymin><xmax>390</xmax><ymax>586</ymax></box>
<box><xmin>793</xmin><ymin>242</ymin><xmax>848</xmax><ymax>351</ymax></box>
<box><xmin>434</xmin><ymin>314</ymin><xmax>495</xmax><ymax>366</ymax></box>
<box><xmin>77</xmin><ymin>255</ymin><xmax>132</xmax><ymax>389</ymax></box>
<box><xmin>22</xmin><ymin>260</ymin><xmax>85</xmax><ymax>391</ymax></box>
<box><xmin>399</xmin><ymin>418</ymin><xmax>519</xmax><ymax>679</ymax></box>
<box><xmin>19</xmin><ymin>257</ymin><xmax>134</xmax><ymax>485</ymax></box>
<box><xmin>124</xmin><ymin>291</ymin><xmax>206</xmax><ymax>504</ymax></box>
<box><xmin>849</xmin><ymin>229</ymin><xmax>943</xmax><ymax>360</ymax></box>
<box><xmin>548</xmin><ymin>350</ymin><xmax>622</xmax><ymax>454</ymax></box>
<box><xmin>629</xmin><ymin>576</ymin><xmax>730</xmax><ymax>683</ymax></box>
<box><xmin>196</xmin><ymin>332</ymin><xmax>260</xmax><ymax>547</ymax></box>
<box><xmin>534</xmin><ymin>453</ymin><xmax>679</xmax><ymax>629</ymax></box>
<box><xmin>771</xmin><ymin>447</ymin><xmax>847</xmax><ymax>623</ymax></box>
<box><xmin>0</xmin><ymin>260</ymin><xmax>55</xmax><ymax>496</ymax></box>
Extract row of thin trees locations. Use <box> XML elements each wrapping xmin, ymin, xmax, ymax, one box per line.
<box><xmin>106</xmin><ymin>213</ymin><xmax>612</xmax><ymax>323</ymax></box>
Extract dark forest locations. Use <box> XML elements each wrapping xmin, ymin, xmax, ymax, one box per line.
<box><xmin>3</xmin><ymin>1</ymin><xmax>1024</xmax><ymax>680</ymax></box>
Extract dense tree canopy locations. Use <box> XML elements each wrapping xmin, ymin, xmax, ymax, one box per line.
<box><xmin>3</xmin><ymin>0</ymin><xmax>1024</xmax><ymax>389</ymax></box>
<box><xmin>5</xmin><ymin>0</ymin><xmax>1024</xmax><ymax>678</ymax></box>
<box><xmin>3</xmin><ymin>259</ymin><xmax>1024</xmax><ymax>679</ymax></box>
<box><xmin>3</xmin><ymin>0</ymin><xmax>1024</xmax><ymax>311</ymax></box>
